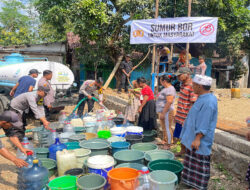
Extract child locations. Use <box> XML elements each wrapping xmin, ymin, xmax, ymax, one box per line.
<box><xmin>123</xmin><ymin>80</ymin><xmax>141</xmax><ymax>124</ymax></box>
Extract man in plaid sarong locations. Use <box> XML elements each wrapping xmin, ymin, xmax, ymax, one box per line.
<box><xmin>180</xmin><ymin>75</ymin><xmax>218</xmax><ymax>190</ymax></box>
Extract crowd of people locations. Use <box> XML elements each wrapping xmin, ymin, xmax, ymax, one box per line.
<box><xmin>0</xmin><ymin>50</ymin><xmax>249</xmax><ymax>190</ymax></box>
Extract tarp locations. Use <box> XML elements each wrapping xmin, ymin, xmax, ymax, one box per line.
<box><xmin>130</xmin><ymin>17</ymin><xmax>218</xmax><ymax>44</ymax></box>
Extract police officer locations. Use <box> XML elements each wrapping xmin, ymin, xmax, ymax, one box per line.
<box><xmin>7</xmin><ymin>86</ymin><xmax>50</xmax><ymax>150</ymax></box>
<box><xmin>118</xmin><ymin>54</ymin><xmax>134</xmax><ymax>93</ymax></box>
<box><xmin>38</xmin><ymin>70</ymin><xmax>55</xmax><ymax>121</ymax></box>
<box><xmin>0</xmin><ymin>111</ymin><xmax>28</xmax><ymax>167</ymax></box>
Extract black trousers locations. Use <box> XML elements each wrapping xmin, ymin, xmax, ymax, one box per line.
<box><xmin>118</xmin><ymin>74</ymin><xmax>129</xmax><ymax>92</ymax></box>
<box><xmin>77</xmin><ymin>94</ymin><xmax>95</xmax><ymax>117</ymax></box>
<box><xmin>44</xmin><ymin>105</ymin><xmax>51</xmax><ymax>121</ymax></box>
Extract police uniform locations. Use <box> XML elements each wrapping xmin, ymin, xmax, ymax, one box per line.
<box><xmin>118</xmin><ymin>60</ymin><xmax>133</xmax><ymax>92</ymax></box>
<box><xmin>8</xmin><ymin>91</ymin><xmax>46</xmax><ymax>141</ymax></box>
<box><xmin>38</xmin><ymin>77</ymin><xmax>55</xmax><ymax>121</ymax></box>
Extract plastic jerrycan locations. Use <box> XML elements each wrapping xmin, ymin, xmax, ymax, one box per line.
<box><xmin>49</xmin><ymin>138</ymin><xmax>67</xmax><ymax>160</ymax></box>
<box><xmin>22</xmin><ymin>160</ymin><xmax>49</xmax><ymax>190</ymax></box>
<box><xmin>57</xmin><ymin>149</ymin><xmax>77</xmax><ymax>176</ymax></box>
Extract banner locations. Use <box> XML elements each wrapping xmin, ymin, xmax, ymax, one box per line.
<box><xmin>130</xmin><ymin>17</ymin><xmax>218</xmax><ymax>44</ymax></box>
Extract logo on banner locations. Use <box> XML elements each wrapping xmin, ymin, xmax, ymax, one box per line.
<box><xmin>200</xmin><ymin>23</ymin><xmax>215</xmax><ymax>36</ymax></box>
<box><xmin>133</xmin><ymin>30</ymin><xmax>144</xmax><ymax>37</ymax></box>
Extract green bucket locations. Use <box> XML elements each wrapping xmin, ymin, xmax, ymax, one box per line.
<box><xmin>148</xmin><ymin>170</ymin><xmax>178</xmax><ymax>190</ymax></box>
<box><xmin>113</xmin><ymin>150</ymin><xmax>145</xmax><ymax>164</ymax></box>
<box><xmin>39</xmin><ymin>158</ymin><xmax>57</xmax><ymax>178</ymax></box>
<box><xmin>77</xmin><ymin>174</ymin><xmax>106</xmax><ymax>190</ymax></box>
<box><xmin>115</xmin><ymin>163</ymin><xmax>145</xmax><ymax>170</ymax></box>
<box><xmin>79</xmin><ymin>140</ymin><xmax>110</xmax><ymax>156</ymax></box>
<box><xmin>148</xmin><ymin>159</ymin><xmax>184</xmax><ymax>183</ymax></box>
<box><xmin>131</xmin><ymin>143</ymin><xmax>158</xmax><ymax>153</ymax></box>
<box><xmin>65</xmin><ymin>142</ymin><xmax>81</xmax><ymax>150</ymax></box>
<box><xmin>97</xmin><ymin>130</ymin><xmax>111</xmax><ymax>139</ymax></box>
<box><xmin>142</xmin><ymin>130</ymin><xmax>157</xmax><ymax>142</ymax></box>
<box><xmin>145</xmin><ymin>150</ymin><xmax>175</xmax><ymax>164</ymax></box>
<box><xmin>48</xmin><ymin>175</ymin><xmax>77</xmax><ymax>190</ymax></box>
<box><xmin>34</xmin><ymin>148</ymin><xmax>49</xmax><ymax>158</ymax></box>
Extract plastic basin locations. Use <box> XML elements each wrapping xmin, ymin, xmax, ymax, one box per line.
<box><xmin>115</xmin><ymin>163</ymin><xmax>145</xmax><ymax>170</ymax></box>
<box><xmin>142</xmin><ymin>130</ymin><xmax>157</xmax><ymax>142</ymax></box>
<box><xmin>113</xmin><ymin>150</ymin><xmax>145</xmax><ymax>164</ymax></box>
<box><xmin>97</xmin><ymin>130</ymin><xmax>111</xmax><ymax>139</ymax></box>
<box><xmin>39</xmin><ymin>158</ymin><xmax>57</xmax><ymax>178</ymax></box>
<box><xmin>64</xmin><ymin>168</ymin><xmax>84</xmax><ymax>176</ymax></box>
<box><xmin>125</xmin><ymin>134</ymin><xmax>143</xmax><ymax>145</ymax></box>
<box><xmin>149</xmin><ymin>170</ymin><xmax>178</xmax><ymax>190</ymax></box>
<box><xmin>79</xmin><ymin>141</ymin><xmax>110</xmax><ymax>156</ymax></box>
<box><xmin>69</xmin><ymin>134</ymin><xmax>85</xmax><ymax>142</ymax></box>
<box><xmin>145</xmin><ymin>150</ymin><xmax>175</xmax><ymax>164</ymax></box>
<box><xmin>83</xmin><ymin>133</ymin><xmax>97</xmax><ymax>140</ymax></box>
<box><xmin>48</xmin><ymin>175</ymin><xmax>77</xmax><ymax>190</ymax></box>
<box><xmin>34</xmin><ymin>148</ymin><xmax>49</xmax><ymax>158</ymax></box>
<box><xmin>111</xmin><ymin>141</ymin><xmax>130</xmax><ymax>155</ymax></box>
<box><xmin>77</xmin><ymin>174</ymin><xmax>106</xmax><ymax>190</ymax></box>
<box><xmin>73</xmin><ymin>148</ymin><xmax>91</xmax><ymax>168</ymax></box>
<box><xmin>107</xmin><ymin>136</ymin><xmax>126</xmax><ymax>143</ymax></box>
<box><xmin>131</xmin><ymin>143</ymin><xmax>158</xmax><ymax>153</ymax></box>
<box><xmin>65</xmin><ymin>142</ymin><xmax>80</xmax><ymax>150</ymax></box>
<box><xmin>148</xmin><ymin>159</ymin><xmax>184</xmax><ymax>183</ymax></box>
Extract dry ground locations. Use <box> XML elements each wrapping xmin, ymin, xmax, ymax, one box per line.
<box><xmin>0</xmin><ymin>89</ymin><xmax>249</xmax><ymax>189</ymax></box>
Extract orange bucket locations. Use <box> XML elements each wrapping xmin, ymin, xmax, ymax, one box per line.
<box><xmin>108</xmin><ymin>167</ymin><xmax>140</xmax><ymax>190</ymax></box>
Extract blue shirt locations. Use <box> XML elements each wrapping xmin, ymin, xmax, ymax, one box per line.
<box><xmin>14</xmin><ymin>76</ymin><xmax>36</xmax><ymax>98</ymax></box>
<box><xmin>180</xmin><ymin>93</ymin><xmax>218</xmax><ymax>156</ymax></box>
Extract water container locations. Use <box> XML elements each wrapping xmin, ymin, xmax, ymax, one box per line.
<box><xmin>110</xmin><ymin>127</ymin><xmax>127</xmax><ymax>137</ymax></box>
<box><xmin>64</xmin><ymin>122</ymin><xmax>75</xmax><ymax>133</ymax></box>
<box><xmin>57</xmin><ymin>149</ymin><xmax>77</xmax><ymax>176</ymax></box>
<box><xmin>22</xmin><ymin>160</ymin><xmax>49</xmax><ymax>190</ymax></box>
<box><xmin>38</xmin><ymin>127</ymin><xmax>51</xmax><ymax>147</ymax></box>
<box><xmin>58</xmin><ymin>111</ymin><xmax>67</xmax><ymax>127</ymax></box>
<box><xmin>48</xmin><ymin>129</ymin><xmax>58</xmax><ymax>145</ymax></box>
<box><xmin>49</xmin><ymin>138</ymin><xmax>67</xmax><ymax>160</ymax></box>
<box><xmin>96</xmin><ymin>120</ymin><xmax>105</xmax><ymax>132</ymax></box>
<box><xmin>136</xmin><ymin>167</ymin><xmax>150</xmax><ymax>190</ymax></box>
<box><xmin>107</xmin><ymin>117</ymin><xmax>116</xmax><ymax>128</ymax></box>
<box><xmin>17</xmin><ymin>137</ymin><xmax>34</xmax><ymax>160</ymax></box>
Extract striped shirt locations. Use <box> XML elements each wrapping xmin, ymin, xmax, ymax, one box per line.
<box><xmin>175</xmin><ymin>82</ymin><xmax>197</xmax><ymax>125</ymax></box>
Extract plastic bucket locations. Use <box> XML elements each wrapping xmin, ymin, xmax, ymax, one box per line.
<box><xmin>131</xmin><ymin>143</ymin><xmax>158</xmax><ymax>153</ymax></box>
<box><xmin>126</xmin><ymin>126</ymin><xmax>143</xmax><ymax>135</ymax></box>
<box><xmin>108</xmin><ymin>168</ymin><xmax>140</xmax><ymax>190</ymax></box>
<box><xmin>34</xmin><ymin>148</ymin><xmax>49</xmax><ymax>158</ymax></box>
<box><xmin>83</xmin><ymin>133</ymin><xmax>97</xmax><ymax>140</ymax></box>
<box><xmin>111</xmin><ymin>142</ymin><xmax>130</xmax><ymax>155</ymax></box>
<box><xmin>74</xmin><ymin>127</ymin><xmax>86</xmax><ymax>134</ymax></box>
<box><xmin>65</xmin><ymin>142</ymin><xmax>80</xmax><ymax>150</ymax></box>
<box><xmin>73</xmin><ymin>148</ymin><xmax>91</xmax><ymax>168</ymax></box>
<box><xmin>142</xmin><ymin>130</ymin><xmax>157</xmax><ymax>142</ymax></box>
<box><xmin>40</xmin><ymin>158</ymin><xmax>57</xmax><ymax>177</ymax></box>
<box><xmin>97</xmin><ymin>130</ymin><xmax>111</xmax><ymax>139</ymax></box>
<box><xmin>64</xmin><ymin>168</ymin><xmax>84</xmax><ymax>176</ymax></box>
<box><xmin>149</xmin><ymin>170</ymin><xmax>178</xmax><ymax>190</ymax></box>
<box><xmin>80</xmin><ymin>141</ymin><xmax>110</xmax><ymax>156</ymax></box>
<box><xmin>110</xmin><ymin>127</ymin><xmax>127</xmax><ymax>137</ymax></box>
<box><xmin>148</xmin><ymin>159</ymin><xmax>184</xmax><ymax>183</ymax></box>
<box><xmin>77</xmin><ymin>173</ymin><xmax>106</xmax><ymax>190</ymax></box>
<box><xmin>113</xmin><ymin>150</ymin><xmax>145</xmax><ymax>164</ymax></box>
<box><xmin>48</xmin><ymin>175</ymin><xmax>77</xmax><ymax>190</ymax></box>
<box><xmin>87</xmin><ymin>155</ymin><xmax>115</xmax><ymax>179</ymax></box>
<box><xmin>125</xmin><ymin>134</ymin><xmax>143</xmax><ymax>145</ymax></box>
<box><xmin>145</xmin><ymin>150</ymin><xmax>175</xmax><ymax>163</ymax></box>
<box><xmin>107</xmin><ymin>136</ymin><xmax>126</xmax><ymax>143</ymax></box>
<box><xmin>115</xmin><ymin>163</ymin><xmax>145</xmax><ymax>170</ymax></box>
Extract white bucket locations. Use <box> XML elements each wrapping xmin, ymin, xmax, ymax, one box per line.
<box><xmin>126</xmin><ymin>126</ymin><xmax>143</xmax><ymax>135</ymax></box>
<box><xmin>148</xmin><ymin>170</ymin><xmax>178</xmax><ymax>190</ymax></box>
<box><xmin>107</xmin><ymin>136</ymin><xmax>126</xmax><ymax>143</ymax></box>
<box><xmin>73</xmin><ymin>148</ymin><xmax>91</xmax><ymax>168</ymax></box>
<box><xmin>110</xmin><ymin>127</ymin><xmax>127</xmax><ymax>137</ymax></box>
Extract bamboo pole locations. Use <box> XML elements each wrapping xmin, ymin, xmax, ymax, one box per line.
<box><xmin>186</xmin><ymin>0</ymin><xmax>192</xmax><ymax>66</ymax></box>
<box><xmin>151</xmin><ymin>0</ymin><xmax>159</xmax><ymax>74</ymax></box>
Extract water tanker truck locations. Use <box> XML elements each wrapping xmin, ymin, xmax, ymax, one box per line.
<box><xmin>0</xmin><ymin>53</ymin><xmax>78</xmax><ymax>113</ymax></box>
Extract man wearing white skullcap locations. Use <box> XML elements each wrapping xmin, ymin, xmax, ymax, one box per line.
<box><xmin>180</xmin><ymin>74</ymin><xmax>218</xmax><ymax>190</ymax></box>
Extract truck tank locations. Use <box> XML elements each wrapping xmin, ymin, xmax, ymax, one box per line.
<box><xmin>0</xmin><ymin>53</ymin><xmax>78</xmax><ymax>113</ymax></box>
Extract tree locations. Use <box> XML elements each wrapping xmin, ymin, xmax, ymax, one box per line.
<box><xmin>35</xmin><ymin>0</ymin><xmax>250</xmax><ymax>85</ymax></box>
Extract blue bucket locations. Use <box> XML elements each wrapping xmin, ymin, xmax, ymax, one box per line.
<box><xmin>87</xmin><ymin>155</ymin><xmax>116</xmax><ymax>179</ymax></box>
<box><xmin>126</xmin><ymin>126</ymin><xmax>143</xmax><ymax>136</ymax></box>
<box><xmin>111</xmin><ymin>141</ymin><xmax>130</xmax><ymax>155</ymax></box>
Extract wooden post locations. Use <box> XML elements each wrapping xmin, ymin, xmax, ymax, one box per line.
<box><xmin>151</xmin><ymin>0</ymin><xmax>159</xmax><ymax>74</ymax></box>
<box><xmin>186</xmin><ymin>0</ymin><xmax>192</xmax><ymax>66</ymax></box>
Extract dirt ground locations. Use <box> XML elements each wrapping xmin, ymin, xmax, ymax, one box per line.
<box><xmin>0</xmin><ymin>88</ymin><xmax>249</xmax><ymax>189</ymax></box>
